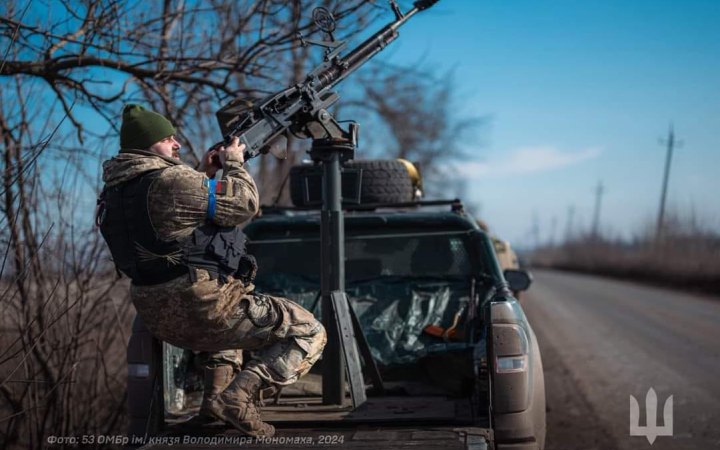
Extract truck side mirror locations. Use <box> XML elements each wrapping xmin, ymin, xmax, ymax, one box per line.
<box><xmin>504</xmin><ymin>269</ymin><xmax>533</xmax><ymax>292</ymax></box>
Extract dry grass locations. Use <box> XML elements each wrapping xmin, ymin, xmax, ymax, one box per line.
<box><xmin>530</xmin><ymin>216</ymin><xmax>720</xmax><ymax>293</ymax></box>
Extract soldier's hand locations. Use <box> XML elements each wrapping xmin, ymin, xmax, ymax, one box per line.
<box><xmin>199</xmin><ymin>148</ymin><xmax>222</xmax><ymax>178</ymax></box>
<box><xmin>219</xmin><ymin>137</ymin><xmax>245</xmax><ymax>166</ymax></box>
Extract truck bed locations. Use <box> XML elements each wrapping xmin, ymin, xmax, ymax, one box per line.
<box><xmin>139</xmin><ymin>425</ymin><xmax>492</xmax><ymax>450</ymax></box>
<box><xmin>263</xmin><ymin>395</ymin><xmax>475</xmax><ymax>424</ymax></box>
<box><xmin>140</xmin><ymin>395</ymin><xmax>492</xmax><ymax>449</ymax></box>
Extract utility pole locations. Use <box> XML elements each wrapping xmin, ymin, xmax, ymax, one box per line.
<box><xmin>565</xmin><ymin>205</ymin><xmax>576</xmax><ymax>242</ymax></box>
<box><xmin>532</xmin><ymin>212</ymin><xmax>541</xmax><ymax>249</ymax></box>
<box><xmin>656</xmin><ymin>124</ymin><xmax>682</xmax><ymax>239</ymax></box>
<box><xmin>591</xmin><ymin>181</ymin><xmax>604</xmax><ymax>239</ymax></box>
<box><xmin>549</xmin><ymin>215</ymin><xmax>558</xmax><ymax>247</ymax></box>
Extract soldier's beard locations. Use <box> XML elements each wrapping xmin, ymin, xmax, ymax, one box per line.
<box><xmin>172</xmin><ymin>149</ymin><xmax>179</xmax><ymax>159</ymax></box>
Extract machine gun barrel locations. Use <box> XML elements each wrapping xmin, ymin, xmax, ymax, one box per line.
<box><xmin>315</xmin><ymin>0</ymin><xmax>438</xmax><ymax>92</ymax></box>
<box><xmin>212</xmin><ymin>0</ymin><xmax>439</xmax><ymax>162</ymax></box>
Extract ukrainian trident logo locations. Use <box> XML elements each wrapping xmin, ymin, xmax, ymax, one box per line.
<box><xmin>630</xmin><ymin>388</ymin><xmax>674</xmax><ymax>445</ymax></box>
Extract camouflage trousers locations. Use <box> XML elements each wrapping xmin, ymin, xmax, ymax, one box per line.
<box><xmin>195</xmin><ymin>349</ymin><xmax>243</xmax><ymax>370</ymax></box>
<box><xmin>131</xmin><ymin>269</ymin><xmax>326</xmax><ymax>386</ymax></box>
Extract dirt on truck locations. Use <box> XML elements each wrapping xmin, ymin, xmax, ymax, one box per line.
<box><xmin>127</xmin><ymin>161</ymin><xmax>545</xmax><ymax>450</ymax></box>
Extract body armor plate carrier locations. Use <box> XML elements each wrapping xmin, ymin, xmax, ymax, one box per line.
<box><xmin>96</xmin><ymin>169</ymin><xmax>256</xmax><ymax>286</ymax></box>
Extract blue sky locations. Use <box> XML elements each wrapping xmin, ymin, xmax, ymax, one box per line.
<box><xmin>376</xmin><ymin>0</ymin><xmax>720</xmax><ymax>246</ymax></box>
<box><xmin>13</xmin><ymin>0</ymin><xmax>717</xmax><ymax>247</ymax></box>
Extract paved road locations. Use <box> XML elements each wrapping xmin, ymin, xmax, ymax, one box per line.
<box><xmin>522</xmin><ymin>269</ymin><xmax>720</xmax><ymax>450</ymax></box>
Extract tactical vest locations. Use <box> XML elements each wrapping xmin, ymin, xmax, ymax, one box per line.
<box><xmin>96</xmin><ymin>169</ymin><xmax>256</xmax><ymax>286</ymax></box>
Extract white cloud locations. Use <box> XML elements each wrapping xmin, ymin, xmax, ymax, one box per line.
<box><xmin>456</xmin><ymin>146</ymin><xmax>601</xmax><ymax>178</ymax></box>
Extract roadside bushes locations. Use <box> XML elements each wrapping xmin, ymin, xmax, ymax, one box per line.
<box><xmin>0</xmin><ymin>241</ymin><xmax>132</xmax><ymax>450</ymax></box>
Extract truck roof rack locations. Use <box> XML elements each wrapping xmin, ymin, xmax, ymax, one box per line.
<box><xmin>260</xmin><ymin>199</ymin><xmax>465</xmax><ymax>215</ymax></box>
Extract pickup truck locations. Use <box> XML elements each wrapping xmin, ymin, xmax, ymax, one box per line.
<box><xmin>126</xmin><ymin>197</ymin><xmax>545</xmax><ymax>450</ymax></box>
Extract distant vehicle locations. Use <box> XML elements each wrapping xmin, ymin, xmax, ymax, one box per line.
<box><xmin>475</xmin><ymin>220</ymin><xmax>519</xmax><ymax>270</ymax></box>
<box><xmin>127</xmin><ymin>161</ymin><xmax>545</xmax><ymax>449</ymax></box>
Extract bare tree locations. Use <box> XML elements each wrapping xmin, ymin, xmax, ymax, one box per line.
<box><xmin>347</xmin><ymin>64</ymin><xmax>484</xmax><ymax>198</ymax></box>
<box><xmin>0</xmin><ymin>0</ymin><xmax>380</xmax><ymax>157</ymax></box>
<box><xmin>0</xmin><ymin>1</ymin><xmax>482</xmax><ymax>446</ymax></box>
<box><xmin>0</xmin><ymin>1</ymin><xmax>383</xmax><ymax>447</ymax></box>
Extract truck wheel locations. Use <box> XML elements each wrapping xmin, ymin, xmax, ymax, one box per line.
<box><xmin>289</xmin><ymin>160</ymin><xmax>414</xmax><ymax>206</ymax></box>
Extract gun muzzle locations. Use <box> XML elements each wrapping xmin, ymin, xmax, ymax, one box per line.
<box><xmin>414</xmin><ymin>0</ymin><xmax>439</xmax><ymax>11</ymax></box>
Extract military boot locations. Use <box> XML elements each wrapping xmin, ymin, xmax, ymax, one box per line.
<box><xmin>208</xmin><ymin>370</ymin><xmax>275</xmax><ymax>437</ymax></box>
<box><xmin>187</xmin><ymin>364</ymin><xmax>235</xmax><ymax>426</ymax></box>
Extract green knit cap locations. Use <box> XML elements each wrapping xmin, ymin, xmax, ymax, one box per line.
<box><xmin>120</xmin><ymin>104</ymin><xmax>176</xmax><ymax>150</ymax></box>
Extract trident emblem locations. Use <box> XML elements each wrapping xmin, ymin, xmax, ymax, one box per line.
<box><xmin>630</xmin><ymin>388</ymin><xmax>674</xmax><ymax>445</ymax></box>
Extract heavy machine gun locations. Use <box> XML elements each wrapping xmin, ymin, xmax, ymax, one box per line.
<box><xmin>216</xmin><ymin>0</ymin><xmax>440</xmax><ymax>409</ymax></box>
<box><xmin>214</xmin><ymin>0</ymin><xmax>439</xmax><ymax>160</ymax></box>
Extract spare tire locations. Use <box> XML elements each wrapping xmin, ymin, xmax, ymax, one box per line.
<box><xmin>289</xmin><ymin>159</ymin><xmax>414</xmax><ymax>207</ymax></box>
<box><xmin>348</xmin><ymin>159</ymin><xmax>415</xmax><ymax>204</ymax></box>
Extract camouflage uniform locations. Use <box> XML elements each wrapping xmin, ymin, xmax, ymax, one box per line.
<box><xmin>101</xmin><ymin>150</ymin><xmax>326</xmax><ymax>387</ymax></box>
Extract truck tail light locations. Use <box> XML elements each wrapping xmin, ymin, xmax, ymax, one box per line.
<box><xmin>493</xmin><ymin>323</ymin><xmax>529</xmax><ymax>374</ymax></box>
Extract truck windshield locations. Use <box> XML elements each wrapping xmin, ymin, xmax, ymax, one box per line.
<box><xmin>248</xmin><ymin>230</ymin><xmax>475</xmax><ymax>285</ymax></box>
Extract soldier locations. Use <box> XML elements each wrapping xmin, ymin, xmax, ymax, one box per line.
<box><xmin>96</xmin><ymin>104</ymin><xmax>326</xmax><ymax>437</ymax></box>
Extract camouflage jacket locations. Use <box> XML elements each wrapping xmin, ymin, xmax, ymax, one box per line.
<box><xmin>101</xmin><ymin>149</ymin><xmax>259</xmax><ymax>241</ymax></box>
